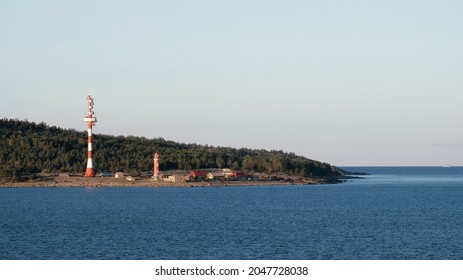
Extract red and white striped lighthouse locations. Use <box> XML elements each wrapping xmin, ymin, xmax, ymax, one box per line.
<box><xmin>153</xmin><ymin>152</ymin><xmax>159</xmax><ymax>177</ymax></box>
<box><xmin>83</xmin><ymin>95</ymin><xmax>97</xmax><ymax>177</ymax></box>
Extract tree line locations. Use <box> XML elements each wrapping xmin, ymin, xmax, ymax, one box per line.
<box><xmin>0</xmin><ymin>119</ymin><xmax>344</xmax><ymax>181</ymax></box>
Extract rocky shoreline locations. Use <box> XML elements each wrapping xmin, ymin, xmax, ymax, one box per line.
<box><xmin>0</xmin><ymin>175</ymin><xmax>348</xmax><ymax>188</ymax></box>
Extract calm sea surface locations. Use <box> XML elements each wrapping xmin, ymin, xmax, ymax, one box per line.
<box><xmin>1</xmin><ymin>167</ymin><xmax>462</xmax><ymax>260</ymax></box>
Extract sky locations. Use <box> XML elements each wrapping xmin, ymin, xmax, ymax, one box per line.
<box><xmin>1</xmin><ymin>0</ymin><xmax>462</xmax><ymax>166</ymax></box>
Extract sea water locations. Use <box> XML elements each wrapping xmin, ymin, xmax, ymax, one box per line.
<box><xmin>0</xmin><ymin>167</ymin><xmax>462</xmax><ymax>260</ymax></box>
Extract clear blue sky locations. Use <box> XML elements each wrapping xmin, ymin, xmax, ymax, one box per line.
<box><xmin>1</xmin><ymin>0</ymin><xmax>462</xmax><ymax>166</ymax></box>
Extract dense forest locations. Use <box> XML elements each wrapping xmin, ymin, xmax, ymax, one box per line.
<box><xmin>0</xmin><ymin>119</ymin><xmax>345</xmax><ymax>181</ymax></box>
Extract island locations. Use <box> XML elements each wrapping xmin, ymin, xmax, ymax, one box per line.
<box><xmin>0</xmin><ymin>119</ymin><xmax>355</xmax><ymax>187</ymax></box>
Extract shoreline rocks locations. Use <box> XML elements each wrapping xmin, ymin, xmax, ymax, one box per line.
<box><xmin>0</xmin><ymin>176</ymin><xmax>344</xmax><ymax>188</ymax></box>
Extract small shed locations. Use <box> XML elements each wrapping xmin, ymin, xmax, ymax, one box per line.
<box><xmin>115</xmin><ymin>172</ymin><xmax>124</xmax><ymax>178</ymax></box>
<box><xmin>222</xmin><ymin>168</ymin><xmax>233</xmax><ymax>178</ymax></box>
<box><xmin>207</xmin><ymin>172</ymin><xmax>225</xmax><ymax>181</ymax></box>
<box><xmin>165</xmin><ymin>174</ymin><xmax>188</xmax><ymax>183</ymax></box>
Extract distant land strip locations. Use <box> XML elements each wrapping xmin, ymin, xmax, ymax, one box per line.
<box><xmin>0</xmin><ymin>118</ymin><xmax>355</xmax><ymax>185</ymax></box>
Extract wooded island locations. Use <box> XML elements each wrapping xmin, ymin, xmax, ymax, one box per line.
<box><xmin>0</xmin><ymin>119</ymin><xmax>350</xmax><ymax>186</ymax></box>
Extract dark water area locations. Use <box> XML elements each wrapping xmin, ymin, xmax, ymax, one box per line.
<box><xmin>1</xmin><ymin>167</ymin><xmax>462</xmax><ymax>260</ymax></box>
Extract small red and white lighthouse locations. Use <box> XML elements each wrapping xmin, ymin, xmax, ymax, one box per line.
<box><xmin>83</xmin><ymin>95</ymin><xmax>97</xmax><ymax>177</ymax></box>
<box><xmin>153</xmin><ymin>152</ymin><xmax>160</xmax><ymax>177</ymax></box>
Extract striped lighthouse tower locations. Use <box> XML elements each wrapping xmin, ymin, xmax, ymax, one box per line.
<box><xmin>83</xmin><ymin>95</ymin><xmax>97</xmax><ymax>177</ymax></box>
<box><xmin>153</xmin><ymin>152</ymin><xmax>160</xmax><ymax>178</ymax></box>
